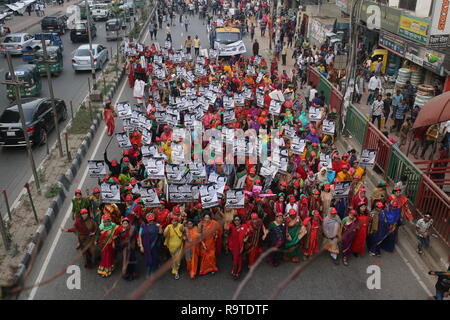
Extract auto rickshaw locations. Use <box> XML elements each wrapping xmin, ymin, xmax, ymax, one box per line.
<box><xmin>106</xmin><ymin>19</ymin><xmax>124</xmax><ymax>41</ymax></box>
<box><xmin>34</xmin><ymin>46</ymin><xmax>63</xmax><ymax>76</ymax></box>
<box><xmin>366</xmin><ymin>49</ymin><xmax>388</xmax><ymax>74</ymax></box>
<box><xmin>5</xmin><ymin>64</ymin><xmax>42</xmax><ymax>101</ymax></box>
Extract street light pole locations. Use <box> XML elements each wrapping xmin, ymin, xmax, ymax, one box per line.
<box><xmin>40</xmin><ymin>36</ymin><xmax>63</xmax><ymax>157</ymax></box>
<box><xmin>3</xmin><ymin>53</ymin><xmax>41</xmax><ymax>195</ymax></box>
<box><xmin>85</xmin><ymin>1</ymin><xmax>97</xmax><ymax>90</ymax></box>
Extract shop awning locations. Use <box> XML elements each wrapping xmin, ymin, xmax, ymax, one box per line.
<box><xmin>413</xmin><ymin>91</ymin><xmax>450</xmax><ymax>128</ymax></box>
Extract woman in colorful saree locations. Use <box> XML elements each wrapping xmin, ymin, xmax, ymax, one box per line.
<box><xmin>245</xmin><ymin>213</ymin><xmax>268</xmax><ymax>268</ymax></box>
<box><xmin>184</xmin><ymin>220</ymin><xmax>200</xmax><ymax>279</ymax></box>
<box><xmin>116</xmin><ymin>217</ymin><xmax>138</xmax><ymax>281</ymax></box>
<box><xmin>97</xmin><ymin>215</ymin><xmax>118</xmax><ymax>278</ymax></box>
<box><xmin>267</xmin><ymin>212</ymin><xmax>286</xmax><ymax>267</ymax></box>
<box><xmin>228</xmin><ymin>214</ymin><xmax>248</xmax><ymax>280</ymax></box>
<box><xmin>340</xmin><ymin>210</ymin><xmax>360</xmax><ymax>266</ymax></box>
<box><xmin>138</xmin><ymin>213</ymin><xmax>162</xmax><ymax>277</ymax></box>
<box><xmin>164</xmin><ymin>215</ymin><xmax>184</xmax><ymax>280</ymax></box>
<box><xmin>302</xmin><ymin>210</ymin><xmax>322</xmax><ymax>260</ymax></box>
<box><xmin>284</xmin><ymin>209</ymin><xmax>302</xmax><ymax>263</ymax></box>
<box><xmin>368</xmin><ymin>200</ymin><xmax>402</xmax><ymax>256</ymax></box>
<box><xmin>198</xmin><ymin>212</ymin><xmax>219</xmax><ymax>275</ymax></box>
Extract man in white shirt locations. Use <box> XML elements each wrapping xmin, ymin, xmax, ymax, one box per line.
<box><xmin>309</xmin><ymin>85</ymin><xmax>318</xmax><ymax>105</ymax></box>
<box><xmin>367</xmin><ymin>74</ymin><xmax>382</xmax><ymax>105</ymax></box>
<box><xmin>416</xmin><ymin>213</ymin><xmax>433</xmax><ymax>254</ymax></box>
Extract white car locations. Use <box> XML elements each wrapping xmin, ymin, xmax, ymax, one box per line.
<box><xmin>0</xmin><ymin>33</ymin><xmax>34</xmax><ymax>55</ymax></box>
<box><xmin>72</xmin><ymin>44</ymin><xmax>108</xmax><ymax>71</ymax></box>
<box><xmin>91</xmin><ymin>3</ymin><xmax>110</xmax><ymax>21</ymax></box>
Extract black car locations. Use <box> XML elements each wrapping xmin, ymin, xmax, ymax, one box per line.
<box><xmin>70</xmin><ymin>21</ymin><xmax>97</xmax><ymax>43</ymax></box>
<box><xmin>41</xmin><ymin>15</ymin><xmax>67</xmax><ymax>35</ymax></box>
<box><xmin>0</xmin><ymin>98</ymin><xmax>67</xmax><ymax>147</ymax></box>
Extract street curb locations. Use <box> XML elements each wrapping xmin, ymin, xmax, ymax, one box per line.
<box><xmin>3</xmin><ymin>3</ymin><xmax>153</xmax><ymax>299</ymax></box>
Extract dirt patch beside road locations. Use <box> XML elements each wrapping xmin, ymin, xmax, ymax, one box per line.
<box><xmin>0</xmin><ymin>133</ymin><xmax>84</xmax><ymax>287</ymax></box>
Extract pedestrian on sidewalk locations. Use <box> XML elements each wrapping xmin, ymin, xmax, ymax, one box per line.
<box><xmin>383</xmin><ymin>92</ymin><xmax>392</xmax><ymax>122</ymax></box>
<box><xmin>26</xmin><ymin>4</ymin><xmax>32</xmax><ymax>16</ymax></box>
<box><xmin>34</xmin><ymin>2</ymin><xmax>40</xmax><ymax>16</ymax></box>
<box><xmin>193</xmin><ymin>35</ymin><xmax>200</xmax><ymax>56</ymax></box>
<box><xmin>184</xmin><ymin>35</ymin><xmax>192</xmax><ymax>54</ymax></box>
<box><xmin>416</xmin><ymin>213</ymin><xmax>432</xmax><ymax>254</ymax></box>
<box><xmin>281</xmin><ymin>44</ymin><xmax>287</xmax><ymax>66</ymax></box>
<box><xmin>149</xmin><ymin>20</ymin><xmax>156</xmax><ymax>40</ymax></box>
<box><xmin>250</xmin><ymin>23</ymin><xmax>255</xmax><ymax>41</ymax></box>
<box><xmin>393</xmin><ymin>99</ymin><xmax>408</xmax><ymax>132</ymax></box>
<box><xmin>420</xmin><ymin>125</ymin><xmax>439</xmax><ymax>158</ymax></box>
<box><xmin>252</xmin><ymin>39</ymin><xmax>259</xmax><ymax>56</ymax></box>
<box><xmin>39</xmin><ymin>2</ymin><xmax>45</xmax><ymax>16</ymax></box>
<box><xmin>166</xmin><ymin>23</ymin><xmax>172</xmax><ymax>42</ymax></box>
<box><xmin>367</xmin><ymin>74</ymin><xmax>382</xmax><ymax>105</ymax></box>
<box><xmin>399</xmin><ymin>118</ymin><xmax>412</xmax><ymax>148</ymax></box>
<box><xmin>409</xmin><ymin>126</ymin><xmax>427</xmax><ymax>158</ymax></box>
<box><xmin>370</xmin><ymin>95</ymin><xmax>384</xmax><ymax>129</ymax></box>
<box><xmin>274</xmin><ymin>40</ymin><xmax>281</xmax><ymax>61</ymax></box>
<box><xmin>184</xmin><ymin>15</ymin><xmax>189</xmax><ymax>32</ymax></box>
<box><xmin>260</xmin><ymin>19</ymin><xmax>267</xmax><ymax>37</ymax></box>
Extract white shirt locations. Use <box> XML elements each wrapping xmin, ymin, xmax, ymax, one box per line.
<box><xmin>371</xmin><ymin>100</ymin><xmax>384</xmax><ymax>116</ymax></box>
<box><xmin>368</xmin><ymin>76</ymin><xmax>382</xmax><ymax>90</ymax></box>
<box><xmin>416</xmin><ymin>218</ymin><xmax>433</xmax><ymax>237</ymax></box>
<box><xmin>309</xmin><ymin>88</ymin><xmax>317</xmax><ymax>102</ymax></box>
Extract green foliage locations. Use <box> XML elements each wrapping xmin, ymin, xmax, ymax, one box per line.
<box><xmin>44</xmin><ymin>184</ymin><xmax>62</xmax><ymax>199</ymax></box>
<box><xmin>67</xmin><ymin>104</ymin><xmax>92</xmax><ymax>134</ymax></box>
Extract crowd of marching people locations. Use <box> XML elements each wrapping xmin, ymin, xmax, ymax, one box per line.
<box><xmin>61</xmin><ymin>0</ymin><xmax>428</xmax><ymax>285</ymax></box>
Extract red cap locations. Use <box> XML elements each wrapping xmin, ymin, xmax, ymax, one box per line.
<box><xmin>93</xmin><ymin>187</ymin><xmax>100</xmax><ymax>194</ymax></box>
<box><xmin>341</xmin><ymin>164</ymin><xmax>349</xmax><ymax>169</ymax></box>
<box><xmin>329</xmin><ymin>208</ymin><xmax>338</xmax><ymax>214</ymax></box>
<box><xmin>251</xmin><ymin>213</ymin><xmax>259</xmax><ymax>219</ymax></box>
<box><xmin>313</xmin><ymin>189</ymin><xmax>320</xmax><ymax>195</ymax></box>
<box><xmin>289</xmin><ymin>209</ymin><xmax>297</xmax><ymax>216</ymax></box>
<box><xmin>126</xmin><ymin>195</ymin><xmax>133</xmax><ymax>201</ymax></box>
<box><xmin>281</xmin><ymin>181</ymin><xmax>287</xmax><ymax>187</ymax></box>
<box><xmin>111</xmin><ymin>160</ymin><xmax>118</xmax><ymax>166</ymax></box>
<box><xmin>123</xmin><ymin>150</ymin><xmax>129</xmax><ymax>156</ymax></box>
<box><xmin>173</xmin><ymin>206</ymin><xmax>181</xmax><ymax>213</ymax></box>
<box><xmin>393</xmin><ymin>187</ymin><xmax>401</xmax><ymax>192</ymax></box>
<box><xmin>75</xmin><ymin>189</ymin><xmax>82</xmax><ymax>195</ymax></box>
<box><xmin>324</xmin><ymin>183</ymin><xmax>331</xmax><ymax>189</ymax></box>
<box><xmin>172</xmin><ymin>215</ymin><xmax>179</xmax><ymax>221</ymax></box>
<box><xmin>123</xmin><ymin>157</ymin><xmax>130</xmax><ymax>162</ymax></box>
<box><xmin>313</xmin><ymin>210</ymin><xmax>321</xmax><ymax>217</ymax></box>
<box><xmin>289</xmin><ymin>195</ymin><xmax>296</xmax><ymax>202</ymax></box>
<box><xmin>391</xmin><ymin>200</ymin><xmax>399</xmax><ymax>207</ymax></box>
<box><xmin>80</xmin><ymin>208</ymin><xmax>88</xmax><ymax>214</ymax></box>
<box><xmin>146</xmin><ymin>213</ymin><xmax>155</xmax><ymax>222</ymax></box>
<box><xmin>126</xmin><ymin>185</ymin><xmax>133</xmax><ymax>190</ymax></box>
<box><xmin>276</xmin><ymin>212</ymin><xmax>283</xmax><ymax>217</ymax></box>
<box><xmin>349</xmin><ymin>209</ymin><xmax>357</xmax><ymax>215</ymax></box>
<box><xmin>376</xmin><ymin>202</ymin><xmax>385</xmax><ymax>208</ymax></box>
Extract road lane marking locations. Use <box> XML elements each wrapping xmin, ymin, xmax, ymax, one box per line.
<box><xmin>27</xmin><ymin>77</ymin><xmax>128</xmax><ymax>300</ymax></box>
<box><xmin>396</xmin><ymin>244</ymin><xmax>433</xmax><ymax>297</ymax></box>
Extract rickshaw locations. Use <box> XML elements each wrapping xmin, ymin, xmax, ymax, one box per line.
<box><xmin>105</xmin><ymin>19</ymin><xmax>124</xmax><ymax>41</ymax></box>
<box><xmin>5</xmin><ymin>64</ymin><xmax>42</xmax><ymax>101</ymax></box>
<box><xmin>34</xmin><ymin>46</ymin><xmax>63</xmax><ymax>76</ymax></box>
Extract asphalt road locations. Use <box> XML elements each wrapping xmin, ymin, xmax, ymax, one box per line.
<box><xmin>0</xmin><ymin>15</ymin><xmax>128</xmax><ymax>216</ymax></box>
<box><xmin>19</xmin><ymin>12</ymin><xmax>438</xmax><ymax>300</ymax></box>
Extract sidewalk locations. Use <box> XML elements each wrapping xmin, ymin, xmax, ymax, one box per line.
<box><xmin>3</xmin><ymin>1</ymin><xmax>81</xmax><ymax>34</ymax></box>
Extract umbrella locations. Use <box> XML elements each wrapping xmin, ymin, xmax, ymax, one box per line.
<box><xmin>269</xmin><ymin>89</ymin><xmax>285</xmax><ymax>102</ymax></box>
<box><xmin>413</xmin><ymin>91</ymin><xmax>450</xmax><ymax>128</ymax></box>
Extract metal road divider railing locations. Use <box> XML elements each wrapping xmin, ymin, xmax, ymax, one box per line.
<box><xmin>306</xmin><ymin>68</ymin><xmax>450</xmax><ymax>248</ymax></box>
